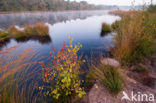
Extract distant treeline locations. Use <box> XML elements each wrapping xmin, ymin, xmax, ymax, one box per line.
<box><xmin>0</xmin><ymin>0</ymin><xmax>117</xmax><ymax>12</ymax></box>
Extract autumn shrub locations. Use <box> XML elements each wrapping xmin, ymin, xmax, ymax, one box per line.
<box><xmin>40</xmin><ymin>37</ymin><xmax>85</xmax><ymax>103</ymax></box>
<box><xmin>112</xmin><ymin>9</ymin><xmax>156</xmax><ymax>65</ymax></box>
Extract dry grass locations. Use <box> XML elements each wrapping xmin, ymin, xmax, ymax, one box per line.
<box><xmin>0</xmin><ymin>45</ymin><xmax>45</xmax><ymax>103</ymax></box>
<box><xmin>1</xmin><ymin>23</ymin><xmax>49</xmax><ymax>41</ymax></box>
<box><xmin>112</xmin><ymin>9</ymin><xmax>156</xmax><ymax>65</ymax></box>
<box><xmin>109</xmin><ymin>10</ymin><xmax>136</xmax><ymax>16</ymax></box>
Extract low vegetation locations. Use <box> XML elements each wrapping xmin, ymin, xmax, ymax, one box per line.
<box><xmin>0</xmin><ymin>23</ymin><xmax>49</xmax><ymax>41</ymax></box>
<box><xmin>111</xmin><ymin>5</ymin><xmax>156</xmax><ymax>65</ymax></box>
<box><xmin>101</xmin><ymin>23</ymin><xmax>112</xmax><ymax>36</ymax></box>
<box><xmin>0</xmin><ymin>46</ymin><xmax>42</xmax><ymax>103</ymax></box>
<box><xmin>135</xmin><ymin>65</ymin><xmax>149</xmax><ymax>72</ymax></box>
<box><xmin>40</xmin><ymin>37</ymin><xmax>86</xmax><ymax>103</ymax></box>
<box><xmin>86</xmin><ymin>64</ymin><xmax>123</xmax><ymax>94</ymax></box>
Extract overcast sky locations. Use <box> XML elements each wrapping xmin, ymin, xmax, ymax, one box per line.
<box><xmin>71</xmin><ymin>0</ymin><xmax>156</xmax><ymax>6</ymax></box>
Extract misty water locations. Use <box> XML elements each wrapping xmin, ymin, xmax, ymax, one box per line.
<box><xmin>0</xmin><ymin>10</ymin><xmax>120</xmax><ymax>102</ymax></box>
<box><xmin>0</xmin><ymin>10</ymin><xmax>120</xmax><ymax>56</ymax></box>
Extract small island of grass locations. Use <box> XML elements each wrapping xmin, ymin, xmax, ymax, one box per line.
<box><xmin>0</xmin><ymin>23</ymin><xmax>49</xmax><ymax>47</ymax></box>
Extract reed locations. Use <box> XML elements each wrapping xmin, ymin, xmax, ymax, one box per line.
<box><xmin>112</xmin><ymin>7</ymin><xmax>156</xmax><ymax>65</ymax></box>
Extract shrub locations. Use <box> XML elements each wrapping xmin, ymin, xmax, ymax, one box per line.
<box><xmin>112</xmin><ymin>10</ymin><xmax>156</xmax><ymax>65</ymax></box>
<box><xmin>40</xmin><ymin>37</ymin><xmax>85</xmax><ymax>103</ymax></box>
<box><xmin>101</xmin><ymin>23</ymin><xmax>111</xmax><ymax>34</ymax></box>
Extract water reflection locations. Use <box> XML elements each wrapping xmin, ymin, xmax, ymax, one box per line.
<box><xmin>15</xmin><ymin>35</ymin><xmax>52</xmax><ymax>44</ymax></box>
<box><xmin>0</xmin><ymin>10</ymin><xmax>120</xmax><ymax>103</ymax></box>
<box><xmin>0</xmin><ymin>10</ymin><xmax>109</xmax><ymax>29</ymax></box>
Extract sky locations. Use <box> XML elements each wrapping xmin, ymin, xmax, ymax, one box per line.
<box><xmin>70</xmin><ymin>0</ymin><xmax>156</xmax><ymax>6</ymax></box>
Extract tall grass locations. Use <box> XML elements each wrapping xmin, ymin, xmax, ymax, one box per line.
<box><xmin>86</xmin><ymin>64</ymin><xmax>123</xmax><ymax>94</ymax></box>
<box><xmin>1</xmin><ymin>23</ymin><xmax>49</xmax><ymax>40</ymax></box>
<box><xmin>0</xmin><ymin>45</ymin><xmax>44</xmax><ymax>103</ymax></box>
<box><xmin>112</xmin><ymin>7</ymin><xmax>156</xmax><ymax>65</ymax></box>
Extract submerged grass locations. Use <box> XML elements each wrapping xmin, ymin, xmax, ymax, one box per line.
<box><xmin>111</xmin><ymin>6</ymin><xmax>156</xmax><ymax>65</ymax></box>
<box><xmin>0</xmin><ymin>45</ymin><xmax>45</xmax><ymax>103</ymax></box>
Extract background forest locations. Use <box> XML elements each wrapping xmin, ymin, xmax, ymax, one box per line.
<box><xmin>0</xmin><ymin>0</ymin><xmax>117</xmax><ymax>12</ymax></box>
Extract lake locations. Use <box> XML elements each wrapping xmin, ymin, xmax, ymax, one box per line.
<box><xmin>0</xmin><ymin>10</ymin><xmax>120</xmax><ymax>102</ymax></box>
<box><xmin>0</xmin><ymin>10</ymin><xmax>120</xmax><ymax>56</ymax></box>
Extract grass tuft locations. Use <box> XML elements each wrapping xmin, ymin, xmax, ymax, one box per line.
<box><xmin>1</xmin><ymin>23</ymin><xmax>49</xmax><ymax>41</ymax></box>
<box><xmin>86</xmin><ymin>64</ymin><xmax>123</xmax><ymax>94</ymax></box>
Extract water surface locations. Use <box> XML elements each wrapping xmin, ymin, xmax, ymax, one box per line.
<box><xmin>0</xmin><ymin>10</ymin><xmax>120</xmax><ymax>102</ymax></box>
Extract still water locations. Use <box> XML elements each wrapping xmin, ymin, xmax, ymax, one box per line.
<box><xmin>1</xmin><ymin>10</ymin><xmax>120</xmax><ymax>57</ymax></box>
<box><xmin>0</xmin><ymin>10</ymin><xmax>120</xmax><ymax>102</ymax></box>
